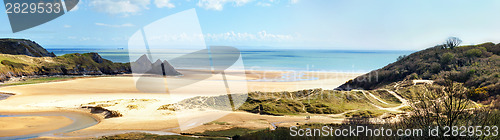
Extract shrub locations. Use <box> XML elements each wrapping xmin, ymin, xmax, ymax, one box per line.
<box><xmin>466</xmin><ymin>49</ymin><xmax>483</xmax><ymax>57</ymax></box>
<box><xmin>440</xmin><ymin>52</ymin><xmax>455</xmax><ymax>64</ymax></box>
<box><xmin>127</xmin><ymin>104</ymin><xmax>139</xmax><ymax>109</ymax></box>
<box><xmin>1</xmin><ymin>60</ymin><xmax>28</xmax><ymax>68</ymax></box>
<box><xmin>468</xmin><ymin>87</ymin><xmax>489</xmax><ymax>101</ymax></box>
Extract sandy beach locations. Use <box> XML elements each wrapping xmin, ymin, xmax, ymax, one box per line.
<box><xmin>0</xmin><ymin>116</ymin><xmax>73</xmax><ymax>137</ymax></box>
<box><xmin>0</xmin><ymin>70</ymin><xmax>361</xmax><ymax>138</ymax></box>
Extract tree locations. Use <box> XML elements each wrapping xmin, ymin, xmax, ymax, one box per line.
<box><xmin>397</xmin><ymin>79</ymin><xmax>498</xmax><ymax>139</ymax></box>
<box><xmin>397</xmin><ymin>55</ymin><xmax>407</xmax><ymax>61</ymax></box>
<box><xmin>443</xmin><ymin>37</ymin><xmax>462</xmax><ymax>49</ymax></box>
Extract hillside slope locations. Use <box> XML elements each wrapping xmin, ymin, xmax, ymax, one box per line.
<box><xmin>0</xmin><ymin>39</ymin><xmax>56</xmax><ymax>57</ymax></box>
<box><xmin>0</xmin><ymin>39</ymin><xmax>132</xmax><ymax>82</ymax></box>
<box><xmin>337</xmin><ymin>42</ymin><xmax>500</xmax><ymax>101</ymax></box>
<box><xmin>0</xmin><ymin>53</ymin><xmax>131</xmax><ymax>81</ymax></box>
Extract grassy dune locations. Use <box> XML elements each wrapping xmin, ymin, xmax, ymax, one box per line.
<box><xmin>172</xmin><ymin>89</ymin><xmax>400</xmax><ymax>117</ymax></box>
<box><xmin>237</xmin><ymin>89</ymin><xmax>379</xmax><ymax>116</ymax></box>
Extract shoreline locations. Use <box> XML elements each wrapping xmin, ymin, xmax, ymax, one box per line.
<box><xmin>0</xmin><ymin>70</ymin><xmax>362</xmax><ymax>138</ymax></box>
<box><xmin>0</xmin><ymin>109</ymin><xmax>102</xmax><ymax>138</ymax></box>
<box><xmin>0</xmin><ymin>116</ymin><xmax>73</xmax><ymax>137</ymax></box>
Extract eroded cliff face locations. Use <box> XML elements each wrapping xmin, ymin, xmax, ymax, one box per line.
<box><xmin>0</xmin><ymin>39</ymin><xmax>56</xmax><ymax>57</ymax></box>
<box><xmin>0</xmin><ymin>39</ymin><xmax>131</xmax><ymax>82</ymax></box>
<box><xmin>0</xmin><ymin>52</ymin><xmax>131</xmax><ymax>81</ymax></box>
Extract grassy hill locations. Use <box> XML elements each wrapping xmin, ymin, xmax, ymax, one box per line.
<box><xmin>0</xmin><ymin>52</ymin><xmax>130</xmax><ymax>82</ymax></box>
<box><xmin>167</xmin><ymin>89</ymin><xmax>401</xmax><ymax>117</ymax></box>
<box><xmin>0</xmin><ymin>39</ymin><xmax>56</xmax><ymax>57</ymax></box>
<box><xmin>0</xmin><ymin>39</ymin><xmax>131</xmax><ymax>82</ymax></box>
<box><xmin>337</xmin><ymin>42</ymin><xmax>500</xmax><ymax>102</ymax></box>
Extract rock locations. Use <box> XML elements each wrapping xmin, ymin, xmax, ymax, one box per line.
<box><xmin>0</xmin><ymin>38</ymin><xmax>56</xmax><ymax>57</ymax></box>
<box><xmin>88</xmin><ymin>52</ymin><xmax>104</xmax><ymax>63</ymax></box>
<box><xmin>131</xmin><ymin>54</ymin><xmax>182</xmax><ymax>76</ymax></box>
<box><xmin>0</xmin><ymin>39</ymin><xmax>131</xmax><ymax>82</ymax></box>
<box><xmin>81</xmin><ymin>106</ymin><xmax>123</xmax><ymax>118</ymax></box>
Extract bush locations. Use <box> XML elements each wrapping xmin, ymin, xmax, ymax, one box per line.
<box><xmin>1</xmin><ymin>60</ymin><xmax>28</xmax><ymax>68</ymax></box>
<box><xmin>466</xmin><ymin>48</ymin><xmax>483</xmax><ymax>57</ymax></box>
<box><xmin>127</xmin><ymin>105</ymin><xmax>139</xmax><ymax>109</ymax></box>
<box><xmin>440</xmin><ymin>52</ymin><xmax>455</xmax><ymax>64</ymax></box>
<box><xmin>468</xmin><ymin>87</ymin><xmax>489</xmax><ymax>101</ymax></box>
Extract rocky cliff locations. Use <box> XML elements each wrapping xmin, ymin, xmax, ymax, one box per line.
<box><xmin>0</xmin><ymin>39</ymin><xmax>56</xmax><ymax>57</ymax></box>
<box><xmin>130</xmin><ymin>54</ymin><xmax>182</xmax><ymax>76</ymax></box>
<box><xmin>0</xmin><ymin>39</ymin><xmax>131</xmax><ymax>82</ymax></box>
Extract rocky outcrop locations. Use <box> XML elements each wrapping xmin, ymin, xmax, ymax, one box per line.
<box><xmin>0</xmin><ymin>39</ymin><xmax>56</xmax><ymax>57</ymax></box>
<box><xmin>130</xmin><ymin>54</ymin><xmax>182</xmax><ymax>76</ymax></box>
<box><xmin>81</xmin><ymin>106</ymin><xmax>123</xmax><ymax>118</ymax></box>
<box><xmin>56</xmin><ymin>53</ymin><xmax>131</xmax><ymax>75</ymax></box>
<box><xmin>0</xmin><ymin>40</ymin><xmax>132</xmax><ymax>82</ymax></box>
<box><xmin>0</xmin><ymin>52</ymin><xmax>131</xmax><ymax>82</ymax></box>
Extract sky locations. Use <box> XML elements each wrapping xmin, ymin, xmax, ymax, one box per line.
<box><xmin>1</xmin><ymin>0</ymin><xmax>500</xmax><ymax>50</ymax></box>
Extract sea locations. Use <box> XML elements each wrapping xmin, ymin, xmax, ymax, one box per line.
<box><xmin>46</xmin><ymin>48</ymin><xmax>414</xmax><ymax>73</ymax></box>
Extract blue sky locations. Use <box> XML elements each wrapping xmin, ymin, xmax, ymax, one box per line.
<box><xmin>1</xmin><ymin>0</ymin><xmax>500</xmax><ymax>50</ymax></box>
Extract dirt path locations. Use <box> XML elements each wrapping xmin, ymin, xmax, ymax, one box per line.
<box><xmin>357</xmin><ymin>90</ymin><xmax>389</xmax><ymax>105</ymax></box>
<box><xmin>353</xmin><ymin>89</ymin><xmax>409</xmax><ymax>112</ymax></box>
<box><xmin>374</xmin><ymin>89</ymin><xmax>408</xmax><ymax>112</ymax></box>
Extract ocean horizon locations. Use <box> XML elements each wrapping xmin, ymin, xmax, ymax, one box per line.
<box><xmin>46</xmin><ymin>48</ymin><xmax>414</xmax><ymax>73</ymax></box>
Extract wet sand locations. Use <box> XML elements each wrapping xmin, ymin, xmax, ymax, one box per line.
<box><xmin>0</xmin><ymin>116</ymin><xmax>73</xmax><ymax>137</ymax></box>
<box><xmin>0</xmin><ymin>70</ymin><xmax>361</xmax><ymax>138</ymax></box>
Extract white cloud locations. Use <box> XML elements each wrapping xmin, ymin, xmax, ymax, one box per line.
<box><xmin>144</xmin><ymin>30</ymin><xmax>296</xmax><ymax>43</ymax></box>
<box><xmin>67</xmin><ymin>36</ymin><xmax>102</xmax><ymax>41</ymax></box>
<box><xmin>256</xmin><ymin>2</ymin><xmax>271</xmax><ymax>7</ymax></box>
<box><xmin>257</xmin><ymin>30</ymin><xmax>294</xmax><ymax>41</ymax></box>
<box><xmin>197</xmin><ymin>0</ymin><xmax>252</xmax><ymax>11</ymax></box>
<box><xmin>63</xmin><ymin>25</ymin><xmax>72</xmax><ymax>28</ymax></box>
<box><xmin>95</xmin><ymin>23</ymin><xmax>135</xmax><ymax>28</ymax></box>
<box><xmin>155</xmin><ymin>0</ymin><xmax>175</xmax><ymax>8</ymax></box>
<box><xmin>205</xmin><ymin>31</ymin><xmax>257</xmax><ymax>41</ymax></box>
<box><xmin>88</xmin><ymin>0</ymin><xmax>297</xmax><ymax>14</ymax></box>
<box><xmin>205</xmin><ymin>30</ymin><xmax>296</xmax><ymax>42</ymax></box>
<box><xmin>90</xmin><ymin>0</ymin><xmax>151</xmax><ymax>16</ymax></box>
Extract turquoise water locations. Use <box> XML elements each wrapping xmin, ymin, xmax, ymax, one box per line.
<box><xmin>47</xmin><ymin>48</ymin><xmax>414</xmax><ymax>73</ymax></box>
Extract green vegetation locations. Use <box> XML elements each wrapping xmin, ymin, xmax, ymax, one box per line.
<box><xmin>203</xmin><ymin>121</ymin><xmax>229</xmax><ymax>125</ymax></box>
<box><xmin>0</xmin><ymin>39</ymin><xmax>55</xmax><ymax>57</ymax></box>
<box><xmin>398</xmin><ymin>106</ymin><xmax>413</xmax><ymax>111</ymax></box>
<box><xmin>99</xmin><ymin>133</ymin><xmax>217</xmax><ymax>140</ymax></box>
<box><xmin>0</xmin><ymin>39</ymin><xmax>130</xmax><ymax>82</ymax></box>
<box><xmin>339</xmin><ymin>41</ymin><xmax>500</xmax><ymax>103</ymax></box>
<box><xmin>393</xmin><ymin>80</ymin><xmax>500</xmax><ymax>139</ymax></box>
<box><xmin>157</xmin><ymin>104</ymin><xmax>176</xmax><ymax>111</ymax></box>
<box><xmin>100</xmin><ymin>40</ymin><xmax>500</xmax><ymax>140</ymax></box>
<box><xmin>236</xmin><ymin>89</ymin><xmax>379</xmax><ymax>116</ymax></box>
<box><xmin>99</xmin><ymin>128</ymin><xmax>262</xmax><ymax>139</ymax></box>
<box><xmin>1</xmin><ymin>76</ymin><xmax>78</xmax><ymax>86</ymax></box>
<box><xmin>343</xmin><ymin>110</ymin><xmax>388</xmax><ymax>118</ymax></box>
<box><xmin>362</xmin><ymin>91</ymin><xmax>400</xmax><ymax>108</ymax></box>
<box><xmin>127</xmin><ymin>105</ymin><xmax>139</xmax><ymax>109</ymax></box>
<box><xmin>371</xmin><ymin>90</ymin><xmax>400</xmax><ymax>103</ymax></box>
<box><xmin>174</xmin><ymin>89</ymin><xmax>401</xmax><ymax>116</ymax></box>
<box><xmin>191</xmin><ymin>127</ymin><xmax>262</xmax><ymax>138</ymax></box>
<box><xmin>0</xmin><ymin>52</ymin><xmax>130</xmax><ymax>82</ymax></box>
<box><xmin>1</xmin><ymin>60</ymin><xmax>27</xmax><ymax>68</ymax></box>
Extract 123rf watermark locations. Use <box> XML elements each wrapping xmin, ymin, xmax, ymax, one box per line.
<box><xmin>290</xmin><ymin>125</ymin><xmax>498</xmax><ymax>137</ymax></box>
